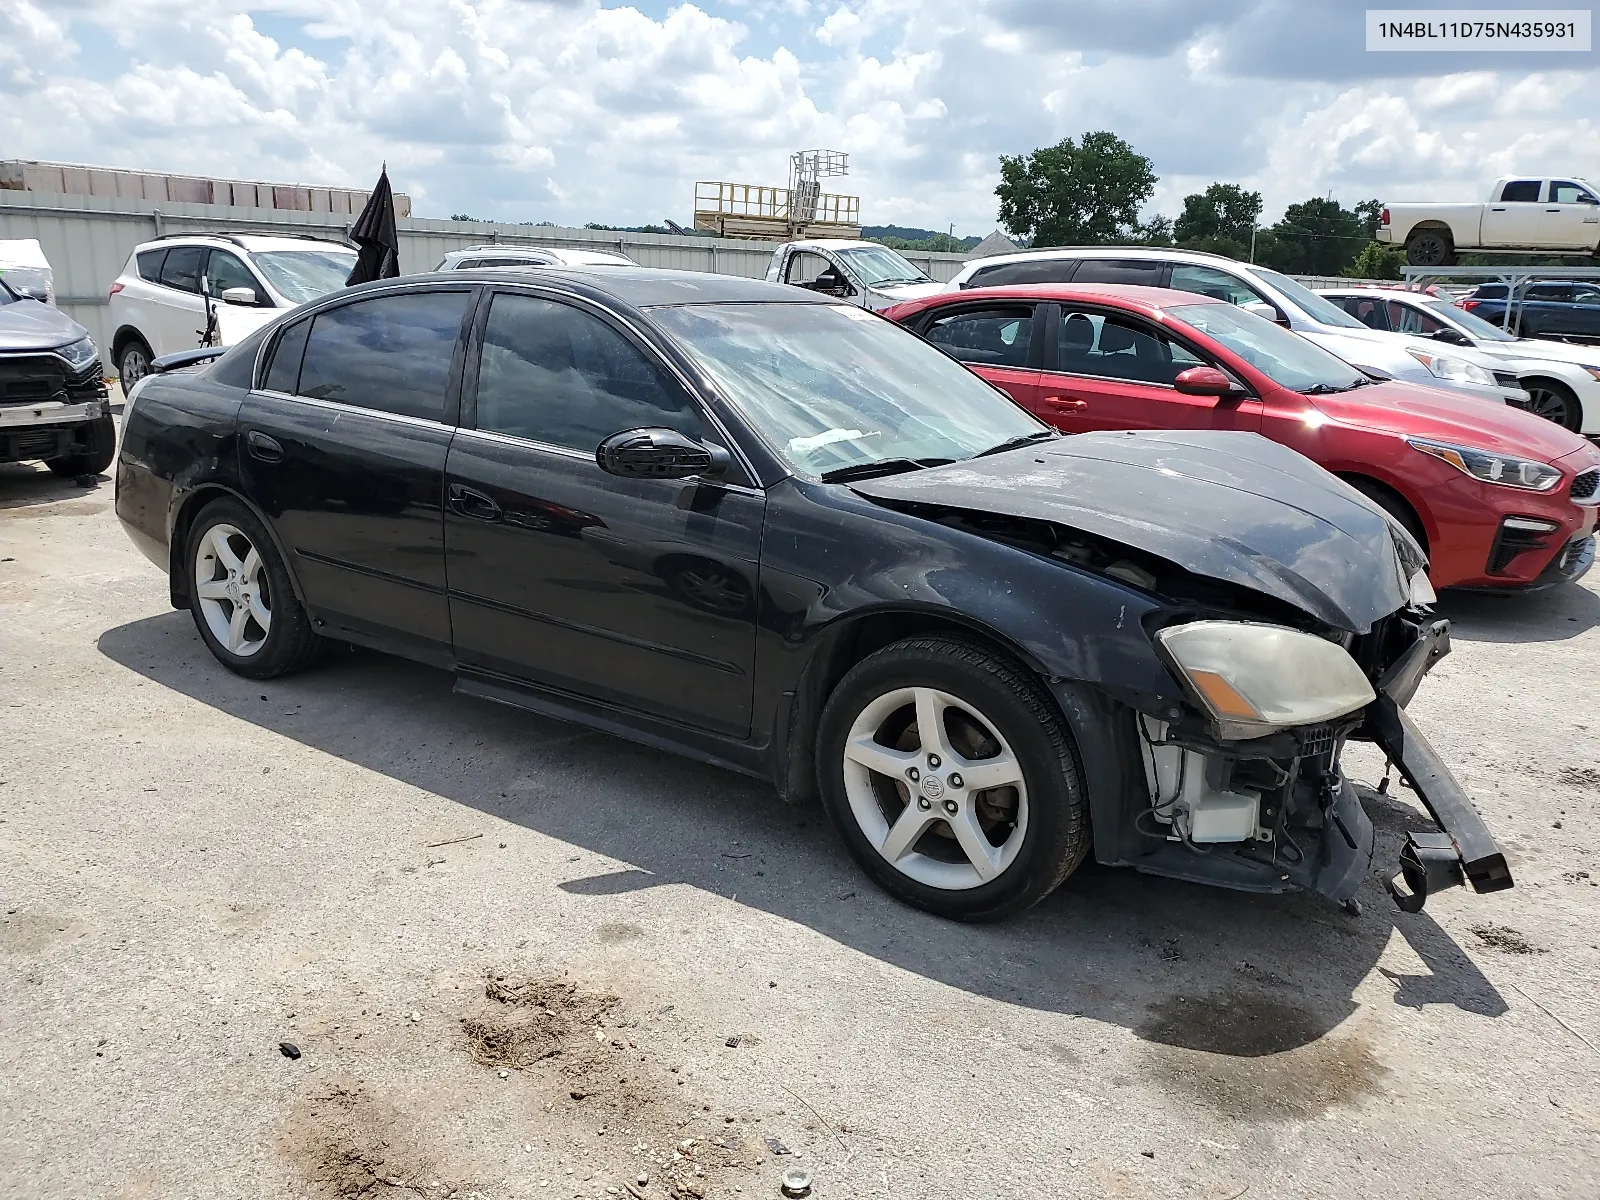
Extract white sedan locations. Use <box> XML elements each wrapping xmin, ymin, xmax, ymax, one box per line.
<box><xmin>1321</xmin><ymin>286</ymin><xmax>1600</xmax><ymax>434</ymax></box>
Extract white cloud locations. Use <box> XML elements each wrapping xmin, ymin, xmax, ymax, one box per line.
<box><xmin>0</xmin><ymin>0</ymin><xmax>1595</xmax><ymax>233</ymax></box>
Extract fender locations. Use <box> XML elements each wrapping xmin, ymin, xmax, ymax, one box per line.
<box><xmin>166</xmin><ymin>482</ymin><xmax>310</xmax><ymax>613</ymax></box>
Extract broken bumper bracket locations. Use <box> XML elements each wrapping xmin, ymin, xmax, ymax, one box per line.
<box><xmin>1366</xmin><ymin>693</ymin><xmax>1514</xmax><ymax>911</ymax></box>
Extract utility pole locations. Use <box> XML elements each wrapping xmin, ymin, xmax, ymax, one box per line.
<box><xmin>1250</xmin><ymin>223</ymin><xmax>1258</xmax><ymax>263</ymax></box>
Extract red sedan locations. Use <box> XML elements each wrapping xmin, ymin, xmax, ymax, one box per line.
<box><xmin>885</xmin><ymin>284</ymin><xmax>1599</xmax><ymax>591</ymax></box>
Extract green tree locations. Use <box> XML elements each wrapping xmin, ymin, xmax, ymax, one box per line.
<box><xmin>1345</xmin><ymin>241</ymin><xmax>1405</xmax><ymax>280</ymax></box>
<box><xmin>996</xmin><ymin>131</ymin><xmax>1158</xmax><ymax>247</ymax></box>
<box><xmin>1173</xmin><ymin>183</ymin><xmax>1262</xmax><ymax>259</ymax></box>
<box><xmin>1256</xmin><ymin>197</ymin><xmax>1375</xmax><ymax>275</ymax></box>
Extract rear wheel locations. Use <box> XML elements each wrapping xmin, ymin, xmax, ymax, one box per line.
<box><xmin>1521</xmin><ymin>378</ymin><xmax>1582</xmax><ymax>432</ymax></box>
<box><xmin>44</xmin><ymin>414</ymin><xmax>116</xmax><ymax>476</ymax></box>
<box><xmin>1404</xmin><ymin>229</ymin><xmax>1455</xmax><ymax>267</ymax></box>
<box><xmin>817</xmin><ymin>636</ymin><xmax>1090</xmax><ymax>921</ymax></box>
<box><xmin>186</xmin><ymin>498</ymin><xmax>322</xmax><ymax>679</ymax></box>
<box><xmin>118</xmin><ymin>339</ymin><xmax>152</xmax><ymax>389</ymax></box>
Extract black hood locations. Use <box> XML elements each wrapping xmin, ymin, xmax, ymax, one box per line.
<box><xmin>850</xmin><ymin>430</ymin><xmax>1424</xmax><ymax>634</ymax></box>
<box><xmin>0</xmin><ymin>297</ymin><xmax>87</xmax><ymax>354</ymax></box>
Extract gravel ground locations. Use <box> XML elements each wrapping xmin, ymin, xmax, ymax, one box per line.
<box><xmin>2</xmin><ymin>445</ymin><xmax>1598</xmax><ymax>1200</ymax></box>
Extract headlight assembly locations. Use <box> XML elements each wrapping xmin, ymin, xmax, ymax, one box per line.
<box><xmin>1405</xmin><ymin>349</ymin><xmax>1496</xmax><ymax>387</ymax></box>
<box><xmin>1407</xmin><ymin>437</ymin><xmax>1562</xmax><ymax>491</ymax></box>
<box><xmin>1155</xmin><ymin>620</ymin><xmax>1376</xmax><ymax>741</ymax></box>
<box><xmin>54</xmin><ymin>336</ymin><xmax>98</xmax><ymax>370</ymax></box>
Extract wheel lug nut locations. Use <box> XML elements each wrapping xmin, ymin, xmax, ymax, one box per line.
<box><xmin>949</xmin><ymin>773</ymin><xmax>963</xmax><ymax>788</ymax></box>
<box><xmin>917</xmin><ymin>798</ymin><xmax>931</xmax><ymax>811</ymax></box>
<box><xmin>906</xmin><ymin>767</ymin><xmax>919</xmax><ymax>781</ymax></box>
<box><xmin>927</xmin><ymin>754</ymin><xmax>941</xmax><ymax>768</ymax></box>
<box><xmin>943</xmin><ymin>799</ymin><xmax>958</xmax><ymax>815</ymax></box>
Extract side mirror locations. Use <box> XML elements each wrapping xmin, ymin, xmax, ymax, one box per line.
<box><xmin>1173</xmin><ymin>366</ymin><xmax>1239</xmax><ymax>397</ymax></box>
<box><xmin>1240</xmin><ymin>300</ymin><xmax>1287</xmax><ymax>326</ymax></box>
<box><xmin>1429</xmin><ymin>327</ymin><xmax>1470</xmax><ymax>345</ymax></box>
<box><xmin>220</xmin><ymin>286</ymin><xmax>258</xmax><ymax>307</ymax></box>
<box><xmin>596</xmin><ymin>428</ymin><xmax>730</xmax><ymax>480</ymax></box>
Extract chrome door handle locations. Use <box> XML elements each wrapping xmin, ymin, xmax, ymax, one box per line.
<box><xmin>1043</xmin><ymin>395</ymin><xmax>1088</xmax><ymax>412</ymax></box>
<box><xmin>246</xmin><ymin>429</ymin><xmax>283</xmax><ymax>462</ymax></box>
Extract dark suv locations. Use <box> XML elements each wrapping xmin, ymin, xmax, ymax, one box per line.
<box><xmin>1461</xmin><ymin>281</ymin><xmax>1600</xmax><ymax>343</ymax></box>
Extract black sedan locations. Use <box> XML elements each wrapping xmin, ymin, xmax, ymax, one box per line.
<box><xmin>1464</xmin><ymin>280</ymin><xmax>1600</xmax><ymax>344</ymax></box>
<box><xmin>115</xmin><ymin>267</ymin><xmax>1510</xmax><ymax>920</ymax></box>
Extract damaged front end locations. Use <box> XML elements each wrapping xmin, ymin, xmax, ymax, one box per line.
<box><xmin>851</xmin><ymin>431</ymin><xmax>1513</xmax><ymax>912</ymax></box>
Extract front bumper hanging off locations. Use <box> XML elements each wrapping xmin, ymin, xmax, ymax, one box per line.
<box><xmin>1366</xmin><ymin>667</ymin><xmax>1514</xmax><ymax>913</ymax></box>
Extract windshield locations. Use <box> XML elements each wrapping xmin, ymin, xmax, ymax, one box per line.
<box><xmin>1251</xmin><ymin>267</ymin><xmax>1367</xmax><ymax>329</ymax></box>
<box><xmin>252</xmin><ymin>249</ymin><xmax>360</xmax><ymax>304</ymax></box>
<box><xmin>1426</xmin><ymin>297</ymin><xmax>1516</xmax><ymax>341</ymax></box>
<box><xmin>835</xmin><ymin>246</ymin><xmax>932</xmax><ymax>287</ymax></box>
<box><xmin>1168</xmin><ymin>301</ymin><xmax>1368</xmax><ymax>393</ymax></box>
<box><xmin>647</xmin><ymin>302</ymin><xmax>1045</xmax><ymax>479</ymax></box>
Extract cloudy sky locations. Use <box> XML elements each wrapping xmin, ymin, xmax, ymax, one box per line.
<box><xmin>2</xmin><ymin>0</ymin><xmax>1596</xmax><ymax>233</ymax></box>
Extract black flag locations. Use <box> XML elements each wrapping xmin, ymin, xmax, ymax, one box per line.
<box><xmin>345</xmin><ymin>166</ymin><xmax>400</xmax><ymax>285</ymax></box>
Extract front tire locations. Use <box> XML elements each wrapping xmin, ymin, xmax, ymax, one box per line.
<box><xmin>1521</xmin><ymin>378</ymin><xmax>1582</xmax><ymax>432</ymax></box>
<box><xmin>1404</xmin><ymin>229</ymin><xmax>1455</xmax><ymax>267</ymax></box>
<box><xmin>44</xmin><ymin>414</ymin><xmax>116</xmax><ymax>476</ymax></box>
<box><xmin>817</xmin><ymin>636</ymin><xmax>1091</xmax><ymax>921</ymax></box>
<box><xmin>186</xmin><ymin>498</ymin><xmax>322</xmax><ymax>679</ymax></box>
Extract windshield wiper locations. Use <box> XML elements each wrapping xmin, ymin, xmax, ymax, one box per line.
<box><xmin>820</xmin><ymin>457</ymin><xmax>953</xmax><ymax>483</ymax></box>
<box><xmin>975</xmin><ymin>430</ymin><xmax>1058</xmax><ymax>458</ymax></box>
<box><xmin>1301</xmin><ymin>380</ymin><xmax>1370</xmax><ymax>395</ymax></box>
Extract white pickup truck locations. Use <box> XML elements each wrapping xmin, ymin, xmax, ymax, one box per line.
<box><xmin>1378</xmin><ymin>177</ymin><xmax>1600</xmax><ymax>265</ymax></box>
<box><xmin>764</xmin><ymin>240</ymin><xmax>944</xmax><ymax>311</ymax></box>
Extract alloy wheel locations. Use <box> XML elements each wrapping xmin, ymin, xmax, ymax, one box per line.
<box><xmin>841</xmin><ymin>685</ymin><xmax>1029</xmax><ymax>890</ymax></box>
<box><xmin>194</xmin><ymin>523</ymin><xmax>272</xmax><ymax>657</ymax></box>
<box><xmin>120</xmin><ymin>345</ymin><xmax>149</xmax><ymax>388</ymax></box>
<box><xmin>1523</xmin><ymin>384</ymin><xmax>1577</xmax><ymax>430</ymax></box>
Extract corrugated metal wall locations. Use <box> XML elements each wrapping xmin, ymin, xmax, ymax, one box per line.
<box><xmin>0</xmin><ymin>191</ymin><xmax>971</xmax><ymax>362</ymax></box>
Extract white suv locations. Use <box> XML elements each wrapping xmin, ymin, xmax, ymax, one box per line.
<box><xmin>943</xmin><ymin>246</ymin><xmax>1528</xmax><ymax>407</ymax></box>
<box><xmin>108</xmin><ymin>234</ymin><xmax>358</xmax><ymax>384</ymax></box>
<box><xmin>435</xmin><ymin>244</ymin><xmax>635</xmax><ymax>271</ymax></box>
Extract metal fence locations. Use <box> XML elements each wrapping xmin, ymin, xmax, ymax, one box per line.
<box><xmin>0</xmin><ymin>191</ymin><xmax>972</xmax><ymax>357</ymax></box>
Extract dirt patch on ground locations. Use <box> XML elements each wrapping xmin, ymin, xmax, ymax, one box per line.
<box><xmin>0</xmin><ymin>910</ymin><xmax>87</xmax><ymax>956</ymax></box>
<box><xmin>597</xmin><ymin>921</ymin><xmax>645</xmax><ymax>944</ymax></box>
<box><xmin>1135</xmin><ymin>991</ymin><xmax>1386</xmax><ymax>1120</ymax></box>
<box><xmin>460</xmin><ymin>973</ymin><xmax>764</xmax><ymax>1198</ymax></box>
<box><xmin>1557</xmin><ymin>766</ymin><xmax>1600</xmax><ymax>791</ymax></box>
<box><xmin>1471</xmin><ymin>924</ymin><xmax>1546</xmax><ymax>955</ymax></box>
<box><xmin>280</xmin><ymin>1080</ymin><xmax>476</xmax><ymax>1199</ymax></box>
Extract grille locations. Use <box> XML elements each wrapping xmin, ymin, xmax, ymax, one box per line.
<box><xmin>1492</xmin><ymin>370</ymin><xmax>1522</xmax><ymax>390</ymax></box>
<box><xmin>1573</xmin><ymin>467</ymin><xmax>1599</xmax><ymax>502</ymax></box>
<box><xmin>2</xmin><ymin>429</ymin><xmax>68</xmax><ymax>459</ymax></box>
<box><xmin>0</xmin><ymin>355</ymin><xmax>104</xmax><ymax>408</ymax></box>
<box><xmin>1487</xmin><ymin>520</ymin><xmax>1555</xmax><ymax>575</ymax></box>
<box><xmin>1296</xmin><ymin>723</ymin><xmax>1338</xmax><ymax>759</ymax></box>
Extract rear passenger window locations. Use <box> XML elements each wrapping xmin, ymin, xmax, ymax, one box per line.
<box><xmin>1500</xmin><ymin>180</ymin><xmax>1541</xmax><ymax>202</ymax></box>
<box><xmin>1070</xmin><ymin>259</ymin><xmax>1166</xmax><ymax>286</ymax></box>
<box><xmin>1167</xmin><ymin>265</ymin><xmax>1266</xmax><ymax>308</ymax></box>
<box><xmin>966</xmin><ymin>260</ymin><xmax>1076</xmax><ymax>288</ymax></box>
<box><xmin>1342</xmin><ymin>296</ymin><xmax>1391</xmax><ymax>330</ymax></box>
<box><xmin>296</xmin><ymin>291</ymin><xmax>470</xmax><ymax>421</ymax></box>
<box><xmin>263</xmin><ymin>318</ymin><xmax>310</xmax><ymax>393</ymax></box>
<box><xmin>923</xmin><ymin>306</ymin><xmax>1034</xmax><ymax>367</ymax></box>
<box><xmin>136</xmin><ymin>249</ymin><xmax>168</xmax><ymax>283</ymax></box>
<box><xmin>158</xmin><ymin>246</ymin><xmax>203</xmax><ymax>293</ymax></box>
<box><xmin>474</xmin><ymin>293</ymin><xmax>701</xmax><ymax>451</ymax></box>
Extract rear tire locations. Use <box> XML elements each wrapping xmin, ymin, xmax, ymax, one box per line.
<box><xmin>44</xmin><ymin>414</ymin><xmax>116</xmax><ymax>476</ymax></box>
<box><xmin>1520</xmin><ymin>378</ymin><xmax>1582</xmax><ymax>432</ymax></box>
<box><xmin>1404</xmin><ymin>229</ymin><xmax>1455</xmax><ymax>267</ymax></box>
<box><xmin>816</xmin><ymin>635</ymin><xmax>1091</xmax><ymax>922</ymax></box>
<box><xmin>118</xmin><ymin>339</ymin><xmax>152</xmax><ymax>389</ymax></box>
<box><xmin>185</xmin><ymin>497</ymin><xmax>323</xmax><ymax>680</ymax></box>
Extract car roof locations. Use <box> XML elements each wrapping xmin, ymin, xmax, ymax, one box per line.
<box><xmin>133</xmin><ymin>234</ymin><xmax>353</xmax><ymax>255</ymax></box>
<box><xmin>786</xmin><ymin>239</ymin><xmax>884</xmax><ymax>251</ymax></box>
<box><xmin>960</xmin><ymin>245</ymin><xmax>1248</xmax><ymax>270</ymax></box>
<box><xmin>397</xmin><ymin>266</ymin><xmax>832</xmax><ymax>307</ymax></box>
<box><xmin>926</xmin><ymin>282</ymin><xmax>1225</xmax><ymax>315</ymax></box>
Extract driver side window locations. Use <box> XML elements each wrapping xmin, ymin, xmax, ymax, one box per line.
<box><xmin>474</xmin><ymin>292</ymin><xmax>703</xmax><ymax>453</ymax></box>
<box><xmin>1056</xmin><ymin>309</ymin><xmax>1204</xmax><ymax>386</ymax></box>
<box><xmin>785</xmin><ymin>252</ymin><xmax>851</xmax><ymax>296</ymax></box>
<box><xmin>1387</xmin><ymin>303</ymin><xmax>1444</xmax><ymax>335</ymax></box>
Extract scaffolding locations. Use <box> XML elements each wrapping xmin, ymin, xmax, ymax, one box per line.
<box><xmin>693</xmin><ymin>150</ymin><xmax>860</xmax><ymax>241</ymax></box>
<box><xmin>1402</xmin><ymin>265</ymin><xmax>1600</xmax><ymax>338</ymax></box>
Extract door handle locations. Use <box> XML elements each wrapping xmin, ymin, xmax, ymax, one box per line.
<box><xmin>448</xmin><ymin>483</ymin><xmax>502</xmax><ymax>522</ymax></box>
<box><xmin>1547</xmin><ymin>208</ymin><xmax>1562</xmax><ymax>213</ymax></box>
<box><xmin>1490</xmin><ymin>207</ymin><xmax>1506</xmax><ymax>211</ymax></box>
<box><xmin>1042</xmin><ymin>395</ymin><xmax>1088</xmax><ymax>412</ymax></box>
<box><xmin>246</xmin><ymin>429</ymin><xmax>283</xmax><ymax>463</ymax></box>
